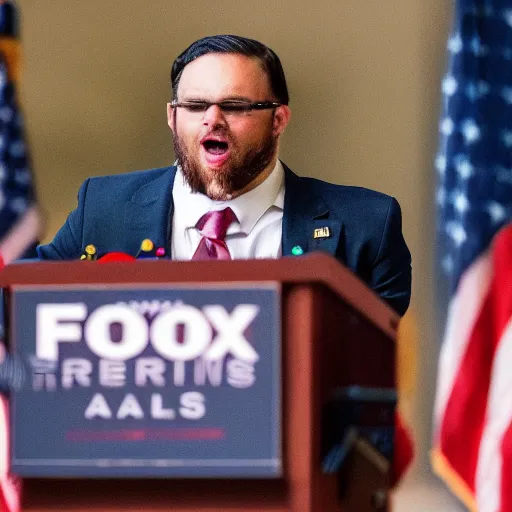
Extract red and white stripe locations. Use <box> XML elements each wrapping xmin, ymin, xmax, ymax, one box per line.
<box><xmin>0</xmin><ymin>393</ymin><xmax>21</xmax><ymax>512</ymax></box>
<box><xmin>433</xmin><ymin>224</ymin><xmax>512</xmax><ymax>512</ymax></box>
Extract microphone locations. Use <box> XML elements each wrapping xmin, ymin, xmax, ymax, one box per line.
<box><xmin>135</xmin><ymin>239</ymin><xmax>167</xmax><ymax>259</ymax></box>
<box><xmin>0</xmin><ymin>349</ymin><xmax>26</xmax><ymax>393</ymax></box>
<box><xmin>79</xmin><ymin>243</ymin><xmax>135</xmax><ymax>262</ymax></box>
<box><xmin>98</xmin><ymin>252</ymin><xmax>136</xmax><ymax>263</ymax></box>
<box><xmin>79</xmin><ymin>240</ymin><xmax>167</xmax><ymax>262</ymax></box>
<box><xmin>80</xmin><ymin>244</ymin><xmax>98</xmax><ymax>261</ymax></box>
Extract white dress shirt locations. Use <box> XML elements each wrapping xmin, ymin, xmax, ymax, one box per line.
<box><xmin>171</xmin><ymin>161</ymin><xmax>285</xmax><ymax>260</ymax></box>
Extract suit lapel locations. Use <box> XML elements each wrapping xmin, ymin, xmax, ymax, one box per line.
<box><xmin>282</xmin><ymin>165</ymin><xmax>342</xmax><ymax>257</ymax></box>
<box><xmin>124</xmin><ymin>167</ymin><xmax>177</xmax><ymax>256</ymax></box>
<box><xmin>123</xmin><ymin>164</ymin><xmax>342</xmax><ymax>259</ymax></box>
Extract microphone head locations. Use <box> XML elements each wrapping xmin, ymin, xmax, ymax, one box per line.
<box><xmin>136</xmin><ymin>239</ymin><xmax>164</xmax><ymax>259</ymax></box>
<box><xmin>0</xmin><ymin>351</ymin><xmax>26</xmax><ymax>393</ymax></box>
<box><xmin>140</xmin><ymin>239</ymin><xmax>154</xmax><ymax>252</ymax></box>
<box><xmin>80</xmin><ymin>244</ymin><xmax>98</xmax><ymax>261</ymax></box>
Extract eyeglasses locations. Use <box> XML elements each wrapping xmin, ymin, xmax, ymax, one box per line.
<box><xmin>171</xmin><ymin>100</ymin><xmax>281</xmax><ymax>116</ymax></box>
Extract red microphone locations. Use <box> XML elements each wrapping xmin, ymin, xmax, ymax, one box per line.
<box><xmin>98</xmin><ymin>252</ymin><xmax>136</xmax><ymax>263</ymax></box>
<box><xmin>78</xmin><ymin>244</ymin><xmax>134</xmax><ymax>263</ymax></box>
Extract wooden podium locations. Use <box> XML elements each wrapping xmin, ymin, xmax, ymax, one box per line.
<box><xmin>0</xmin><ymin>253</ymin><xmax>398</xmax><ymax>512</ymax></box>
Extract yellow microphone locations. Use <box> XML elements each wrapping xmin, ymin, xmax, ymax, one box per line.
<box><xmin>135</xmin><ymin>239</ymin><xmax>167</xmax><ymax>259</ymax></box>
<box><xmin>80</xmin><ymin>244</ymin><xmax>97</xmax><ymax>261</ymax></box>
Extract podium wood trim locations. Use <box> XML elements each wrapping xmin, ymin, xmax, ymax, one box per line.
<box><xmin>0</xmin><ymin>253</ymin><xmax>398</xmax><ymax>338</ymax></box>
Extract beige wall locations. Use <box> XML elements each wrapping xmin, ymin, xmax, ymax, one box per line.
<box><xmin>19</xmin><ymin>0</ymin><xmax>452</xmax><ymax>481</ymax></box>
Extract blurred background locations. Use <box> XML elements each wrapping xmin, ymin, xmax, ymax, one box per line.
<box><xmin>17</xmin><ymin>0</ymin><xmax>463</xmax><ymax>509</ymax></box>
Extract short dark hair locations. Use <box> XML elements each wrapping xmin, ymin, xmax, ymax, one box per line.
<box><xmin>171</xmin><ymin>35</ymin><xmax>289</xmax><ymax>105</ymax></box>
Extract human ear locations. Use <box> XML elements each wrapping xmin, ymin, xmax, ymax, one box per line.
<box><xmin>272</xmin><ymin>105</ymin><xmax>291</xmax><ymax>137</ymax></box>
<box><xmin>166</xmin><ymin>103</ymin><xmax>175</xmax><ymax>133</ymax></box>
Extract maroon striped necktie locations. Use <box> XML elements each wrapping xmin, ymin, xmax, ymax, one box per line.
<box><xmin>192</xmin><ymin>207</ymin><xmax>237</xmax><ymax>260</ymax></box>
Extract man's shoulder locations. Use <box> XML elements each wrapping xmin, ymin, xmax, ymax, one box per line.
<box><xmin>299</xmin><ymin>175</ymin><xmax>390</xmax><ymax>199</ymax></box>
<box><xmin>291</xmin><ymin>172</ymin><xmax>395</xmax><ymax>216</ymax></box>
<box><xmin>86</xmin><ymin>166</ymin><xmax>174</xmax><ymax>187</ymax></box>
<box><xmin>82</xmin><ymin>166</ymin><xmax>175</xmax><ymax>200</ymax></box>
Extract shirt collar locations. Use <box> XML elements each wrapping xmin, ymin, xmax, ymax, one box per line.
<box><xmin>173</xmin><ymin>160</ymin><xmax>285</xmax><ymax>235</ymax></box>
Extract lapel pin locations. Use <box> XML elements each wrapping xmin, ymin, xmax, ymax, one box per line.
<box><xmin>313</xmin><ymin>227</ymin><xmax>330</xmax><ymax>239</ymax></box>
<box><xmin>292</xmin><ymin>245</ymin><xmax>304</xmax><ymax>256</ymax></box>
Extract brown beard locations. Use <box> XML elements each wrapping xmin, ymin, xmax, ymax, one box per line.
<box><xmin>173</xmin><ymin>122</ymin><xmax>278</xmax><ymax>201</ymax></box>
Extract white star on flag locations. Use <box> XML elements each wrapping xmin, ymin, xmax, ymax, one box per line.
<box><xmin>461</xmin><ymin>119</ymin><xmax>481</xmax><ymax>144</ymax></box>
<box><xmin>436</xmin><ymin>154</ymin><xmax>447</xmax><ymax>174</ymax></box>
<box><xmin>448</xmin><ymin>33</ymin><xmax>463</xmax><ymax>53</ymax></box>
<box><xmin>487</xmin><ymin>201</ymin><xmax>506</xmax><ymax>224</ymax></box>
<box><xmin>503</xmin><ymin>8</ymin><xmax>512</xmax><ymax>27</ymax></box>
<box><xmin>441</xmin><ymin>118</ymin><xmax>455</xmax><ymax>136</ymax></box>
<box><xmin>454</xmin><ymin>155</ymin><xmax>474</xmax><ymax>179</ymax></box>
<box><xmin>442</xmin><ymin>75</ymin><xmax>458</xmax><ymax>96</ymax></box>
<box><xmin>446</xmin><ymin>221</ymin><xmax>467</xmax><ymax>246</ymax></box>
<box><xmin>501</xmin><ymin>131</ymin><xmax>512</xmax><ymax>147</ymax></box>
<box><xmin>453</xmin><ymin>192</ymin><xmax>470</xmax><ymax>214</ymax></box>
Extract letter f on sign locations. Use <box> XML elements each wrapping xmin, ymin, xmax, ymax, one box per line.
<box><xmin>36</xmin><ymin>303</ymin><xmax>87</xmax><ymax>360</ymax></box>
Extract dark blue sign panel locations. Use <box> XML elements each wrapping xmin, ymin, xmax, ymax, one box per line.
<box><xmin>10</xmin><ymin>284</ymin><xmax>281</xmax><ymax>478</ymax></box>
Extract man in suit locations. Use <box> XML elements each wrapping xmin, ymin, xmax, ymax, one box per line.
<box><xmin>36</xmin><ymin>35</ymin><xmax>412</xmax><ymax>316</ymax></box>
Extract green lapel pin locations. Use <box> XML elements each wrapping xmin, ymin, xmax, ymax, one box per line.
<box><xmin>292</xmin><ymin>245</ymin><xmax>304</xmax><ymax>256</ymax></box>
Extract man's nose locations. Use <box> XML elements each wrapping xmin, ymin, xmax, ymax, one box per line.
<box><xmin>202</xmin><ymin>104</ymin><xmax>227</xmax><ymax>127</ymax></box>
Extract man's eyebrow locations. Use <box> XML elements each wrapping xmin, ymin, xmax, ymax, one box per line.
<box><xmin>179</xmin><ymin>97</ymin><xmax>208</xmax><ymax>103</ymax></box>
<box><xmin>180</xmin><ymin>95</ymin><xmax>254</xmax><ymax>103</ymax></box>
<box><xmin>221</xmin><ymin>96</ymin><xmax>253</xmax><ymax>102</ymax></box>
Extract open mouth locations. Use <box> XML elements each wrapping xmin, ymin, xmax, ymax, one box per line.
<box><xmin>200</xmin><ymin>135</ymin><xmax>232</xmax><ymax>167</ymax></box>
<box><xmin>201</xmin><ymin>138</ymin><xmax>229</xmax><ymax>155</ymax></box>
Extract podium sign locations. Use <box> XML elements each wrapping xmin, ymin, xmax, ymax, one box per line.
<box><xmin>10</xmin><ymin>284</ymin><xmax>281</xmax><ymax>478</ymax></box>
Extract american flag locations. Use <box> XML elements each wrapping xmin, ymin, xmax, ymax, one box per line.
<box><xmin>0</xmin><ymin>0</ymin><xmax>37</xmax><ymax>509</ymax></box>
<box><xmin>0</xmin><ymin>27</ymin><xmax>35</xmax><ymax>247</ymax></box>
<box><xmin>432</xmin><ymin>2</ymin><xmax>512</xmax><ymax>511</ymax></box>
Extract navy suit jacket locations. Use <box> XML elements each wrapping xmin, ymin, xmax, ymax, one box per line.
<box><xmin>37</xmin><ymin>164</ymin><xmax>412</xmax><ymax>315</ymax></box>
